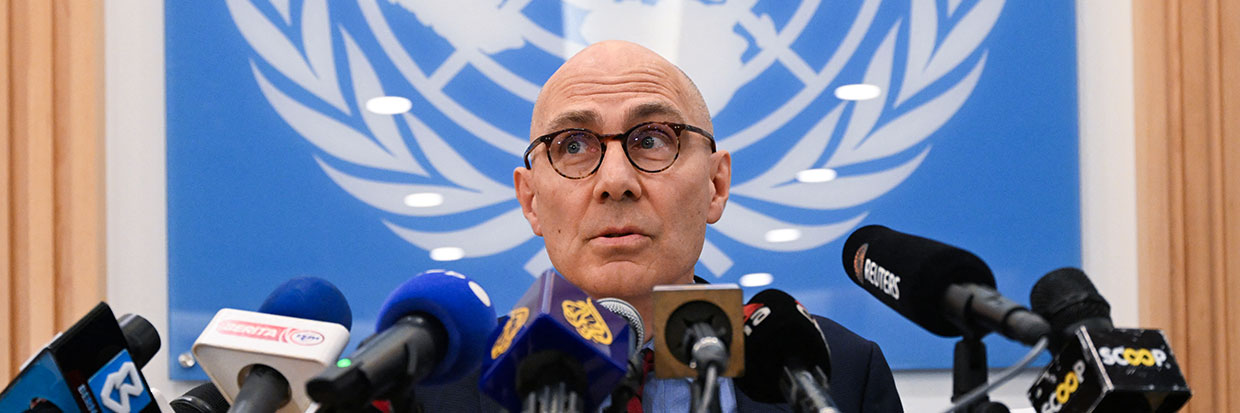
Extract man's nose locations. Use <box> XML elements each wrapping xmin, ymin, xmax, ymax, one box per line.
<box><xmin>592</xmin><ymin>141</ymin><xmax>643</xmax><ymax>201</ymax></box>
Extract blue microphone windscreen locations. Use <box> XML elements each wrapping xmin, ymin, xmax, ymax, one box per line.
<box><xmin>376</xmin><ymin>269</ymin><xmax>497</xmax><ymax>384</ymax></box>
<box><xmin>258</xmin><ymin>276</ymin><xmax>353</xmax><ymax>331</ymax></box>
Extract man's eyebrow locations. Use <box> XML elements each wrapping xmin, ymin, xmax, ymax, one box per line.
<box><xmin>545</xmin><ymin>109</ymin><xmax>600</xmax><ymax>132</ymax></box>
<box><xmin>626</xmin><ymin>101</ymin><xmax>685</xmax><ymax>125</ymax></box>
<box><xmin>542</xmin><ymin>102</ymin><xmax>686</xmax><ymax>133</ymax></box>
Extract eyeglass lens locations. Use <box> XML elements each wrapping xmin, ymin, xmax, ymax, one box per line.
<box><xmin>549</xmin><ymin>123</ymin><xmax>679</xmax><ymax>178</ymax></box>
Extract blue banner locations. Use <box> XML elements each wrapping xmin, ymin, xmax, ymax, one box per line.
<box><xmin>166</xmin><ymin>0</ymin><xmax>1079</xmax><ymax>378</ymax></box>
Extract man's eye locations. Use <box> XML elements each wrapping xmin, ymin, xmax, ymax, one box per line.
<box><xmin>632</xmin><ymin>131</ymin><xmax>672</xmax><ymax>151</ymax></box>
<box><xmin>640</xmin><ymin>136</ymin><xmax>656</xmax><ymax>149</ymax></box>
<box><xmin>556</xmin><ymin>134</ymin><xmax>595</xmax><ymax>156</ymax></box>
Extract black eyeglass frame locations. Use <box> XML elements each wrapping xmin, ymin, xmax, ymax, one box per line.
<box><xmin>522</xmin><ymin>121</ymin><xmax>717</xmax><ymax>179</ymax></box>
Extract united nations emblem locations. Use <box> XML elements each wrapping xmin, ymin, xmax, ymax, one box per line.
<box><xmin>225</xmin><ymin>0</ymin><xmax>1004</xmax><ymax>278</ymax></box>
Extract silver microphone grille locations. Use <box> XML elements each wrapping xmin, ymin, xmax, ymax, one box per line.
<box><xmin>596</xmin><ymin>297</ymin><xmax>645</xmax><ymax>350</ymax></box>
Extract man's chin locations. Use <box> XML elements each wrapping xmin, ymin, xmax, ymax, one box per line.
<box><xmin>568</xmin><ymin>263</ymin><xmax>688</xmax><ymax>299</ymax></box>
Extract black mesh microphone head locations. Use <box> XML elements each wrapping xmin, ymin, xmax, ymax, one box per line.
<box><xmin>842</xmin><ymin>225</ymin><xmax>995</xmax><ymax>337</ymax></box>
<box><xmin>734</xmin><ymin>289</ymin><xmax>831</xmax><ymax>404</ymax></box>
<box><xmin>117</xmin><ymin>313</ymin><xmax>160</xmax><ymax>369</ymax></box>
<box><xmin>170</xmin><ymin>383</ymin><xmax>230</xmax><ymax>413</ymax></box>
<box><xmin>1029</xmin><ymin>267</ymin><xmax>1113</xmax><ymax>352</ymax></box>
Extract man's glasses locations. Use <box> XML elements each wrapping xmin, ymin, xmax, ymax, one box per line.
<box><xmin>523</xmin><ymin>121</ymin><xmax>716</xmax><ymax>179</ymax></box>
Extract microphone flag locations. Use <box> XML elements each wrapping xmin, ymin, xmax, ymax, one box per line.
<box><xmin>1027</xmin><ymin>327</ymin><xmax>1190</xmax><ymax>412</ymax></box>
<box><xmin>479</xmin><ymin>269</ymin><xmax>630</xmax><ymax>412</ymax></box>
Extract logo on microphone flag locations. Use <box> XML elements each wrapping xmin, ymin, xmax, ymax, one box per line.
<box><xmin>88</xmin><ymin>351</ymin><xmax>151</xmax><ymax>413</ymax></box>
<box><xmin>216</xmin><ymin>319</ymin><xmax>326</xmax><ymax>346</ymax></box>
<box><xmin>562</xmin><ymin>298</ymin><xmax>614</xmax><ymax>345</ymax></box>
<box><xmin>490</xmin><ymin>307</ymin><xmax>529</xmax><ymax>359</ymax></box>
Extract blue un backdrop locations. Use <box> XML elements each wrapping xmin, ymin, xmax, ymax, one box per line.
<box><xmin>166</xmin><ymin>0</ymin><xmax>1079</xmax><ymax>379</ymax></box>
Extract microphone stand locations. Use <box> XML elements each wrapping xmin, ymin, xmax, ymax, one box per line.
<box><xmin>686</xmin><ymin>325</ymin><xmax>725</xmax><ymax>413</ymax></box>
<box><xmin>950</xmin><ymin>334</ymin><xmax>1008</xmax><ymax>413</ymax></box>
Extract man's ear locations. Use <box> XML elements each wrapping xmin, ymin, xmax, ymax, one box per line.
<box><xmin>514</xmin><ymin>167</ymin><xmax>543</xmax><ymax>236</ymax></box>
<box><xmin>706</xmin><ymin>150</ymin><xmax>731</xmax><ymax>223</ymax></box>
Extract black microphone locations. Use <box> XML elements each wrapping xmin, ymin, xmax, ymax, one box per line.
<box><xmin>652</xmin><ymin>284</ymin><xmax>744</xmax><ymax>413</ymax></box>
<box><xmin>1027</xmin><ymin>268</ymin><xmax>1191</xmax><ymax>413</ymax></box>
<box><xmin>118</xmin><ymin>313</ymin><xmax>161</xmax><ymax>369</ymax></box>
<box><xmin>307</xmin><ymin>270</ymin><xmax>497</xmax><ymax>411</ymax></box>
<box><xmin>170</xmin><ymin>383</ymin><xmax>231</xmax><ymax>413</ymax></box>
<box><xmin>842</xmin><ymin>225</ymin><xmax>1050</xmax><ymax>344</ymax></box>
<box><xmin>1029</xmin><ymin>267</ymin><xmax>1114</xmax><ymax>354</ymax></box>
<box><xmin>735</xmin><ymin>289</ymin><xmax>838</xmax><ymax>413</ymax></box>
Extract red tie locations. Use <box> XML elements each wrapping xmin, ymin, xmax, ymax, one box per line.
<box><xmin>627</xmin><ymin>349</ymin><xmax>655</xmax><ymax>413</ymax></box>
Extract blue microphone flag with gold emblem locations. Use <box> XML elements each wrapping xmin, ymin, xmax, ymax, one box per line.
<box><xmin>480</xmin><ymin>269</ymin><xmax>630</xmax><ymax>412</ymax></box>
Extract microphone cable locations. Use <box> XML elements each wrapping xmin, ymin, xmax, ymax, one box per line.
<box><xmin>938</xmin><ymin>336</ymin><xmax>1048</xmax><ymax>413</ymax></box>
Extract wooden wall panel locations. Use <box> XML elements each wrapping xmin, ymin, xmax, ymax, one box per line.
<box><xmin>1</xmin><ymin>0</ymin><xmax>12</xmax><ymax>381</ymax></box>
<box><xmin>1221</xmin><ymin>0</ymin><xmax>1240</xmax><ymax>408</ymax></box>
<box><xmin>52</xmin><ymin>0</ymin><xmax>104</xmax><ymax>330</ymax></box>
<box><xmin>2</xmin><ymin>0</ymin><xmax>104</xmax><ymax>384</ymax></box>
<box><xmin>1134</xmin><ymin>0</ymin><xmax>1240</xmax><ymax>410</ymax></box>
<box><xmin>10</xmin><ymin>0</ymin><xmax>59</xmax><ymax>371</ymax></box>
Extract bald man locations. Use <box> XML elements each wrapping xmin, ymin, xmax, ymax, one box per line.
<box><xmin>419</xmin><ymin>41</ymin><xmax>903</xmax><ymax>412</ymax></box>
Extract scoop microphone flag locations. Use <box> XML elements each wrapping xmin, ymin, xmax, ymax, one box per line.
<box><xmin>1027</xmin><ymin>268</ymin><xmax>1191</xmax><ymax>413</ymax></box>
<box><xmin>307</xmin><ymin>269</ymin><xmax>497</xmax><ymax>411</ymax></box>
<box><xmin>734</xmin><ymin>289</ymin><xmax>838</xmax><ymax>413</ymax></box>
<box><xmin>192</xmin><ymin>277</ymin><xmax>352</xmax><ymax>413</ymax></box>
<box><xmin>479</xmin><ymin>269</ymin><xmax>631</xmax><ymax>413</ymax></box>
<box><xmin>842</xmin><ymin>225</ymin><xmax>1049</xmax><ymax>344</ymax></box>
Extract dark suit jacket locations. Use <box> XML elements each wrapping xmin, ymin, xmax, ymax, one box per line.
<box><xmin>412</xmin><ymin>315</ymin><xmax>903</xmax><ymax>412</ymax></box>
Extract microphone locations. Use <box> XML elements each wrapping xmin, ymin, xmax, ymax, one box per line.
<box><xmin>192</xmin><ymin>276</ymin><xmax>352</xmax><ymax>413</ymax></box>
<box><xmin>842</xmin><ymin>225</ymin><xmax>1050</xmax><ymax>344</ymax></box>
<box><xmin>0</xmin><ymin>302</ymin><xmax>160</xmax><ymax>413</ymax></box>
<box><xmin>597</xmin><ymin>298</ymin><xmax>646</xmax><ymax>352</ymax></box>
<box><xmin>118</xmin><ymin>313</ymin><xmax>161</xmax><ymax>370</ymax></box>
<box><xmin>1026</xmin><ymin>268</ymin><xmax>1191</xmax><ymax>412</ymax></box>
<box><xmin>118</xmin><ymin>312</ymin><xmax>174</xmax><ymax>413</ymax></box>
<box><xmin>170</xmin><ymin>383</ymin><xmax>230</xmax><ymax>413</ymax></box>
<box><xmin>596</xmin><ymin>298</ymin><xmax>645</xmax><ymax>413</ymax></box>
<box><xmin>734</xmin><ymin>289</ymin><xmax>838</xmax><ymax>413</ymax></box>
<box><xmin>479</xmin><ymin>269</ymin><xmax>631</xmax><ymax>412</ymax></box>
<box><xmin>1029</xmin><ymin>267</ymin><xmax>1114</xmax><ymax>355</ymax></box>
<box><xmin>651</xmin><ymin>283</ymin><xmax>744</xmax><ymax>413</ymax></box>
<box><xmin>307</xmin><ymin>269</ymin><xmax>497</xmax><ymax>410</ymax></box>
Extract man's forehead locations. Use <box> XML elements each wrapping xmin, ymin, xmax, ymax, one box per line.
<box><xmin>531</xmin><ymin>41</ymin><xmax>708</xmax><ymax>135</ymax></box>
<box><xmin>541</xmin><ymin>101</ymin><xmax>687</xmax><ymax>133</ymax></box>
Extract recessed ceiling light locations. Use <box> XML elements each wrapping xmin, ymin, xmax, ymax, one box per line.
<box><xmin>796</xmin><ymin>168</ymin><xmax>838</xmax><ymax>183</ymax></box>
<box><xmin>764</xmin><ymin>228</ymin><xmax>802</xmax><ymax>243</ymax></box>
<box><xmin>739</xmin><ymin>272</ymin><xmax>774</xmax><ymax>287</ymax></box>
<box><xmin>404</xmin><ymin>192</ymin><xmax>444</xmax><ymax>208</ymax></box>
<box><xmin>834</xmin><ymin>84</ymin><xmax>882</xmax><ymax>101</ymax></box>
<box><xmin>365</xmin><ymin>96</ymin><xmax>412</xmax><ymax>115</ymax></box>
<box><xmin>429</xmin><ymin>247</ymin><xmax>465</xmax><ymax>261</ymax></box>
